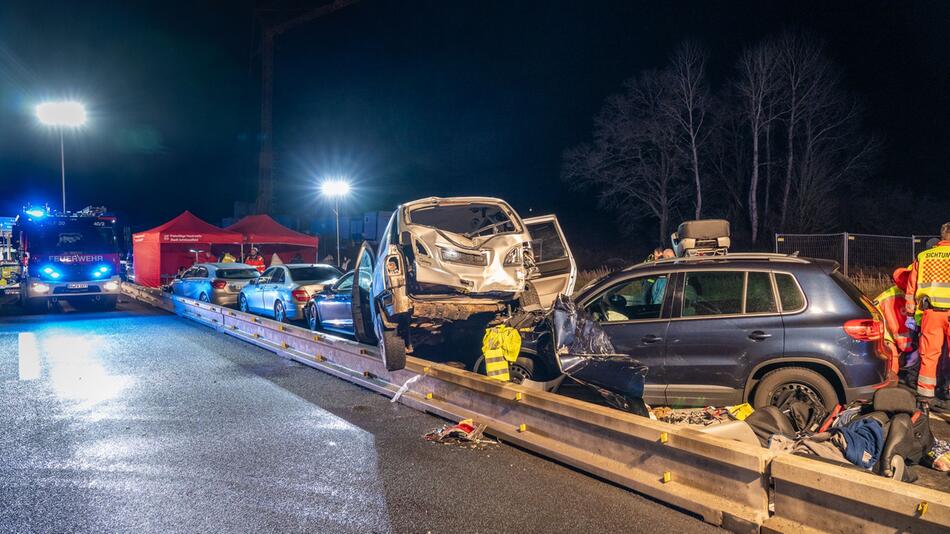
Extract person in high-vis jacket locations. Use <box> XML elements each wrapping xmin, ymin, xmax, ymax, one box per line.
<box><xmin>873</xmin><ymin>267</ymin><xmax>914</xmax><ymax>384</ymax></box>
<box><xmin>905</xmin><ymin>222</ymin><xmax>950</xmax><ymax>412</ymax></box>
<box><xmin>243</xmin><ymin>247</ymin><xmax>266</xmax><ymax>273</ymax></box>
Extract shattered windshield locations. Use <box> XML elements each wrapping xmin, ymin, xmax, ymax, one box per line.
<box><xmin>409</xmin><ymin>203</ymin><xmax>518</xmax><ymax>237</ymax></box>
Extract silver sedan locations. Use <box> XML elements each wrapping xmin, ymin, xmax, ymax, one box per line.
<box><xmin>170</xmin><ymin>263</ymin><xmax>260</xmax><ymax>305</ymax></box>
<box><xmin>238</xmin><ymin>264</ymin><xmax>341</xmax><ymax>322</ymax></box>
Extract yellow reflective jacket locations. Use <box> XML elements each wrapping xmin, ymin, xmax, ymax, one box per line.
<box><xmin>482</xmin><ymin>326</ymin><xmax>522</xmax><ymax>382</ymax></box>
<box><xmin>908</xmin><ymin>242</ymin><xmax>950</xmax><ymax>309</ymax></box>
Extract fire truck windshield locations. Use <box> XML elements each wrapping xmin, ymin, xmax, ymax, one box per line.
<box><xmin>30</xmin><ymin>223</ymin><xmax>117</xmax><ymax>255</ymax></box>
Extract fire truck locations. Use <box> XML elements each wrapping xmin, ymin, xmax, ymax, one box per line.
<box><xmin>15</xmin><ymin>205</ymin><xmax>121</xmax><ymax>311</ymax></box>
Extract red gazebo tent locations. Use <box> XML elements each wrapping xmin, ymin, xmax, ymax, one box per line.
<box><xmin>132</xmin><ymin>211</ymin><xmax>243</xmax><ymax>287</ymax></box>
<box><xmin>226</xmin><ymin>214</ymin><xmax>319</xmax><ymax>265</ymax></box>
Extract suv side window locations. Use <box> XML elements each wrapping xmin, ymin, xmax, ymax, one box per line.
<box><xmin>775</xmin><ymin>272</ymin><xmax>806</xmax><ymax>312</ymax></box>
<box><xmin>195</xmin><ymin>267</ymin><xmax>209</xmax><ymax>278</ymax></box>
<box><xmin>270</xmin><ymin>268</ymin><xmax>285</xmax><ymax>284</ymax></box>
<box><xmin>683</xmin><ymin>271</ymin><xmax>743</xmax><ymax>317</ymax></box>
<box><xmin>746</xmin><ymin>271</ymin><xmax>778</xmax><ymax>313</ymax></box>
<box><xmin>584</xmin><ymin>273</ymin><xmax>669</xmax><ymax>322</ymax></box>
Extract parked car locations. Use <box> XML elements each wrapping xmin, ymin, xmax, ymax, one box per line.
<box><xmin>350</xmin><ymin>196</ymin><xmax>576</xmax><ymax>371</ymax></box>
<box><xmin>170</xmin><ymin>263</ymin><xmax>260</xmax><ymax>305</ymax></box>
<box><xmin>519</xmin><ymin>252</ymin><xmax>887</xmax><ymax>413</ymax></box>
<box><xmin>238</xmin><ymin>263</ymin><xmax>341</xmax><ymax>322</ymax></box>
<box><xmin>304</xmin><ymin>270</ymin><xmax>355</xmax><ymax>335</ymax></box>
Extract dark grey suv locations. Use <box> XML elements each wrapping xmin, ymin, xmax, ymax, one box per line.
<box><xmin>543</xmin><ymin>253</ymin><xmax>886</xmax><ymax>410</ymax></box>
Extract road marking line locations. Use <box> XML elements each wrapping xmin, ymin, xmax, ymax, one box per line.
<box><xmin>18</xmin><ymin>332</ymin><xmax>41</xmax><ymax>381</ymax></box>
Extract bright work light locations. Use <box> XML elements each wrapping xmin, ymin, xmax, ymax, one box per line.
<box><xmin>320</xmin><ymin>179</ymin><xmax>351</xmax><ymax>198</ymax></box>
<box><xmin>35</xmin><ymin>101</ymin><xmax>87</xmax><ymax>127</ymax></box>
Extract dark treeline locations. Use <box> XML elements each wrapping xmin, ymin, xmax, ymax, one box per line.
<box><xmin>563</xmin><ymin>31</ymin><xmax>885</xmax><ymax>249</ymax></box>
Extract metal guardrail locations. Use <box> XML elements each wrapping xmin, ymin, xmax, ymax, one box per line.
<box><xmin>121</xmin><ymin>283</ymin><xmax>949</xmax><ymax>533</ymax></box>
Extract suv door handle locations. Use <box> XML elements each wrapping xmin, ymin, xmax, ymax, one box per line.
<box><xmin>641</xmin><ymin>334</ymin><xmax>663</xmax><ymax>344</ymax></box>
<box><xmin>748</xmin><ymin>330</ymin><xmax>772</xmax><ymax>341</ymax></box>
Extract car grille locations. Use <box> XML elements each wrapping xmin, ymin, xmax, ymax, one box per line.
<box><xmin>440</xmin><ymin>248</ymin><xmax>488</xmax><ymax>266</ymax></box>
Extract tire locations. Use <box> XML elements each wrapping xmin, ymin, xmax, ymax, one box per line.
<box><xmin>509</xmin><ymin>356</ymin><xmax>536</xmax><ymax>384</ymax></box>
<box><xmin>274</xmin><ymin>301</ymin><xmax>286</xmax><ymax>323</ymax></box>
<box><xmin>239</xmin><ymin>294</ymin><xmax>249</xmax><ymax>313</ymax></box>
<box><xmin>379</xmin><ymin>328</ymin><xmax>407</xmax><ymax>372</ymax></box>
<box><xmin>307</xmin><ymin>302</ymin><xmax>320</xmax><ymax>331</ymax></box>
<box><xmin>198</xmin><ymin>292</ymin><xmax>210</xmax><ymax>303</ymax></box>
<box><xmin>752</xmin><ymin>367</ymin><xmax>838</xmax><ymax>412</ymax></box>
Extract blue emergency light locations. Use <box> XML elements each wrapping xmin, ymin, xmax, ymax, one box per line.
<box><xmin>25</xmin><ymin>208</ymin><xmax>46</xmax><ymax>218</ymax></box>
<box><xmin>41</xmin><ymin>266</ymin><xmax>62</xmax><ymax>279</ymax></box>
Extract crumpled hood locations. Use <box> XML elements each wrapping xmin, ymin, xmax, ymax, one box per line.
<box><xmin>411</xmin><ymin>226</ymin><xmax>528</xmax><ymax>294</ymax></box>
<box><xmin>550</xmin><ymin>294</ymin><xmax>648</xmax><ymax>400</ymax></box>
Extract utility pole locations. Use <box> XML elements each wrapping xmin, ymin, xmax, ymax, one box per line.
<box><xmin>255</xmin><ymin>0</ymin><xmax>358</xmax><ymax>214</ymax></box>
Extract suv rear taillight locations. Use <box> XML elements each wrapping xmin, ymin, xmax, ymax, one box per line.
<box><xmin>292</xmin><ymin>289</ymin><xmax>309</xmax><ymax>302</ymax></box>
<box><xmin>211</xmin><ymin>280</ymin><xmax>227</xmax><ymax>289</ymax></box>
<box><xmin>843</xmin><ymin>319</ymin><xmax>882</xmax><ymax>341</ymax></box>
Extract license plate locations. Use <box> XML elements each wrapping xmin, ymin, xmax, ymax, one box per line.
<box><xmin>229</xmin><ymin>284</ymin><xmax>243</xmax><ymax>291</ymax></box>
<box><xmin>68</xmin><ymin>283</ymin><xmax>88</xmax><ymax>289</ymax></box>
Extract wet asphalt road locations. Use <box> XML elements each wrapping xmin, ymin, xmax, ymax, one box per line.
<box><xmin>0</xmin><ymin>300</ymin><xmax>717</xmax><ymax>533</ymax></box>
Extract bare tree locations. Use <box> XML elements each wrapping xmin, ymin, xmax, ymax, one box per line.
<box><xmin>665</xmin><ymin>41</ymin><xmax>711</xmax><ymax>219</ymax></box>
<box><xmin>563</xmin><ymin>71</ymin><xmax>687</xmax><ymax>243</ymax></box>
<box><xmin>735</xmin><ymin>41</ymin><xmax>781</xmax><ymax>243</ymax></box>
<box><xmin>774</xmin><ymin>32</ymin><xmax>830</xmax><ymax>230</ymax></box>
<box><xmin>789</xmin><ymin>93</ymin><xmax>880</xmax><ymax>231</ymax></box>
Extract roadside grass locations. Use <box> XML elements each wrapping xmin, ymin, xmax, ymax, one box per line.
<box><xmin>573</xmin><ymin>267</ymin><xmax>614</xmax><ymax>296</ymax></box>
<box><xmin>849</xmin><ymin>270</ymin><xmax>892</xmax><ymax>298</ymax></box>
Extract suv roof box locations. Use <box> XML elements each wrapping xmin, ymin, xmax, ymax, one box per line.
<box><xmin>672</xmin><ymin>219</ymin><xmax>730</xmax><ymax>257</ymax></box>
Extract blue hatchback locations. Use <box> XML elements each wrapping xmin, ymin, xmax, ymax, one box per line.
<box><xmin>545</xmin><ymin>253</ymin><xmax>887</xmax><ymax>411</ymax></box>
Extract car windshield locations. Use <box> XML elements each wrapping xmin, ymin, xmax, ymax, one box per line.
<box><xmin>289</xmin><ymin>266</ymin><xmax>340</xmax><ymax>282</ymax></box>
<box><xmin>216</xmin><ymin>268</ymin><xmax>259</xmax><ymax>279</ymax></box>
<box><xmin>29</xmin><ymin>223</ymin><xmax>116</xmax><ymax>254</ymax></box>
<box><xmin>409</xmin><ymin>203</ymin><xmax>517</xmax><ymax>237</ymax></box>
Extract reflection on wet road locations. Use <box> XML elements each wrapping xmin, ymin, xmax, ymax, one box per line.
<box><xmin>0</xmin><ymin>300</ymin><xmax>715</xmax><ymax>533</ymax></box>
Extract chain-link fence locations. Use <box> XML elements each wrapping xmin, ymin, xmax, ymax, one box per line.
<box><xmin>775</xmin><ymin>233</ymin><xmax>939</xmax><ymax>276</ymax></box>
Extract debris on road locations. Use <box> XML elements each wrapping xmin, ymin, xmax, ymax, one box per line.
<box><xmin>425</xmin><ymin>418</ymin><xmax>499</xmax><ymax>448</ymax></box>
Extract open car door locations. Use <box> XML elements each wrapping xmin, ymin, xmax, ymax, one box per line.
<box><xmin>351</xmin><ymin>242</ymin><xmax>377</xmax><ymax>344</ymax></box>
<box><xmin>523</xmin><ymin>215</ymin><xmax>577</xmax><ymax>308</ymax></box>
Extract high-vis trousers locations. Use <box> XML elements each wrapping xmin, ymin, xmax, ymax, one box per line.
<box><xmin>917</xmin><ymin>309</ymin><xmax>950</xmax><ymax>397</ymax></box>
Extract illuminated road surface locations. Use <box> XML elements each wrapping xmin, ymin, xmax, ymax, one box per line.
<box><xmin>0</xmin><ymin>300</ymin><xmax>716</xmax><ymax>533</ymax></box>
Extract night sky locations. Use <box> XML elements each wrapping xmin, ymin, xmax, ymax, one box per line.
<box><xmin>2</xmin><ymin>1</ymin><xmax>950</xmax><ymax>260</ymax></box>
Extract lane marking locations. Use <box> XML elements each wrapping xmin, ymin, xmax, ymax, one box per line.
<box><xmin>18</xmin><ymin>332</ymin><xmax>41</xmax><ymax>381</ymax></box>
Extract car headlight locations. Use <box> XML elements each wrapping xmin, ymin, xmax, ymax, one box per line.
<box><xmin>439</xmin><ymin>248</ymin><xmax>459</xmax><ymax>262</ymax></box>
<box><xmin>32</xmin><ymin>282</ymin><xmax>51</xmax><ymax>294</ymax></box>
<box><xmin>103</xmin><ymin>281</ymin><xmax>120</xmax><ymax>291</ymax></box>
<box><xmin>503</xmin><ymin>246</ymin><xmax>523</xmax><ymax>266</ymax></box>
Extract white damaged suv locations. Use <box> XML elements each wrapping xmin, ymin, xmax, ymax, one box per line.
<box><xmin>350</xmin><ymin>196</ymin><xmax>576</xmax><ymax>371</ymax></box>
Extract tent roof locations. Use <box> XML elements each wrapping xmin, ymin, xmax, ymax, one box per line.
<box><xmin>133</xmin><ymin>210</ymin><xmax>243</xmax><ymax>244</ymax></box>
<box><xmin>226</xmin><ymin>214</ymin><xmax>318</xmax><ymax>247</ymax></box>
